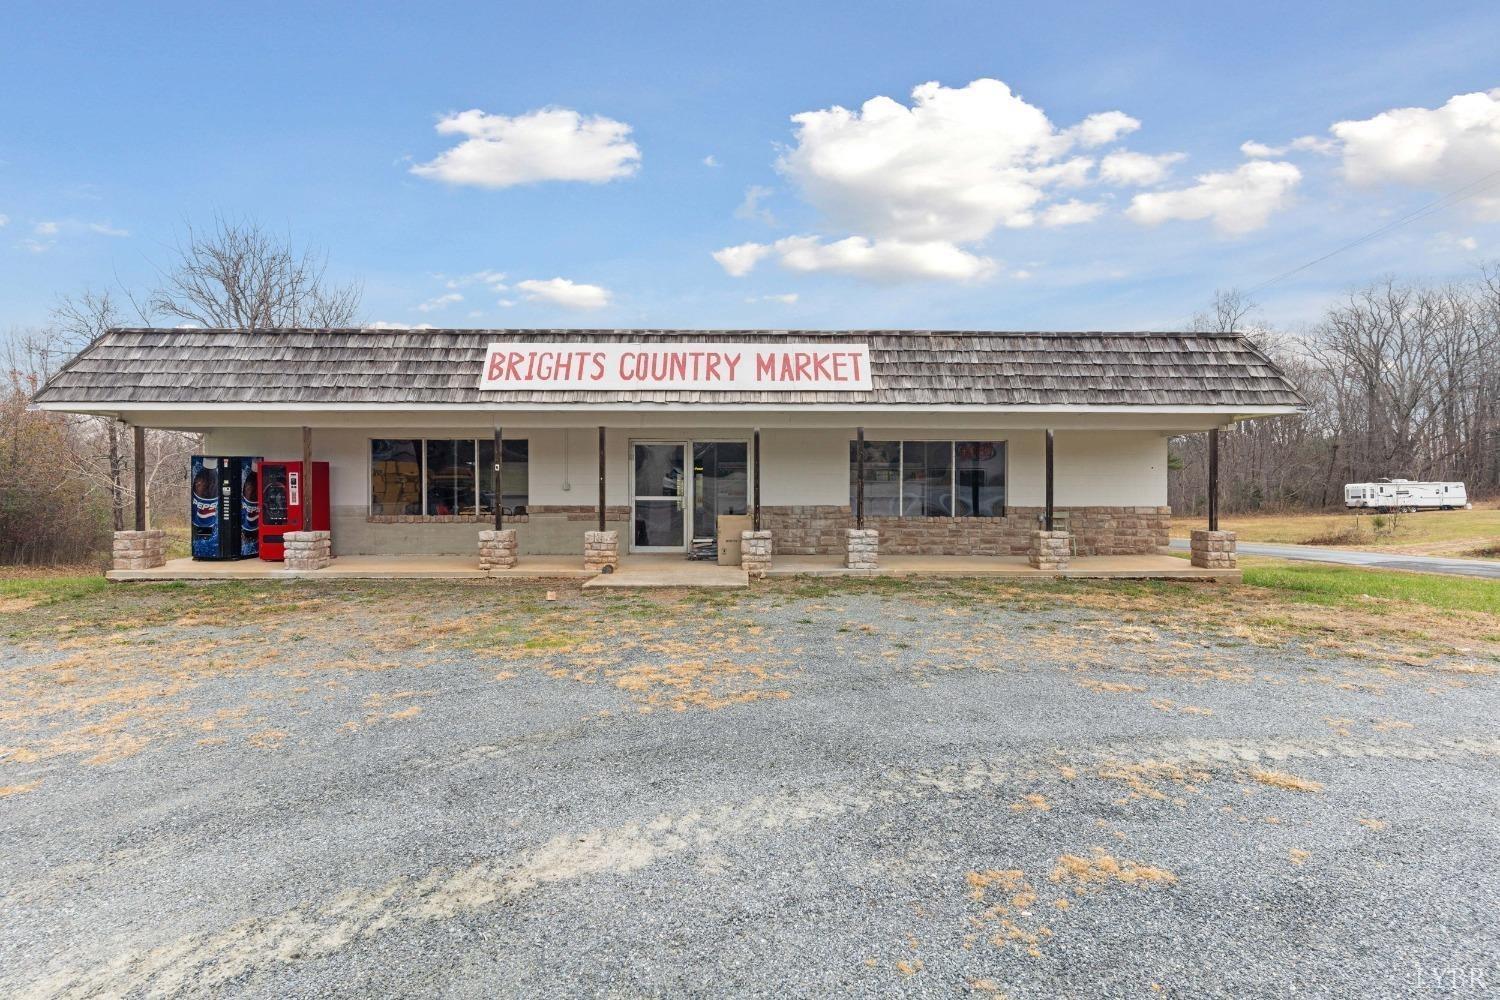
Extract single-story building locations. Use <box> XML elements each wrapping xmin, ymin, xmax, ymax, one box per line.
<box><xmin>33</xmin><ymin>328</ymin><xmax>1303</xmax><ymax>577</ymax></box>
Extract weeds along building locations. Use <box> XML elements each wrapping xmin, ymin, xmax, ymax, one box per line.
<box><xmin>34</xmin><ymin>328</ymin><xmax>1303</xmax><ymax>571</ymax></box>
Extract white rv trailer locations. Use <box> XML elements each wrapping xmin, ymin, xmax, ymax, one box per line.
<box><xmin>1344</xmin><ymin>479</ymin><xmax>1469</xmax><ymax>511</ymax></box>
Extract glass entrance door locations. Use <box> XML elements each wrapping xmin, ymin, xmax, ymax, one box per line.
<box><xmin>632</xmin><ymin>442</ymin><xmax>687</xmax><ymax>551</ymax></box>
<box><xmin>692</xmin><ymin>442</ymin><xmax>749</xmax><ymax>540</ymax></box>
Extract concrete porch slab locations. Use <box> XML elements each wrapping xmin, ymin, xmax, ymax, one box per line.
<box><xmin>106</xmin><ymin>555</ymin><xmax>590</xmax><ymax>582</ymax></box>
<box><xmin>767</xmin><ymin>553</ymin><xmax>1240</xmax><ymax>582</ymax></box>
<box><xmin>581</xmin><ymin>555</ymin><xmax>749</xmax><ymax>589</ymax></box>
<box><xmin>106</xmin><ymin>553</ymin><xmax>1236</xmax><ymax>585</ymax></box>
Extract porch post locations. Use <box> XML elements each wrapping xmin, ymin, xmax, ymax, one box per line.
<box><xmin>597</xmin><ymin>425</ymin><xmax>606</xmax><ymax>533</ymax></box>
<box><xmin>132</xmin><ymin>424</ymin><xmax>146</xmax><ymax>531</ymax></box>
<box><xmin>1208</xmin><ymin>427</ymin><xmax>1219</xmax><ymax>532</ymax></box>
<box><xmin>1044</xmin><ymin>429</ymin><xmax>1055</xmax><ymax>532</ymax></box>
<box><xmin>855</xmin><ymin>426</ymin><xmax>866</xmax><ymax>530</ymax></box>
<box><xmin>301</xmin><ymin>426</ymin><xmax>313</xmax><ymax>530</ymax></box>
<box><xmin>752</xmin><ymin>427</ymin><xmax>761</xmax><ymax>532</ymax></box>
<box><xmin>501</xmin><ymin>425</ymin><xmax>513</xmax><ymax>527</ymax></box>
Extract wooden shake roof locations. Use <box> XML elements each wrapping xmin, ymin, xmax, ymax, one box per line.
<box><xmin>34</xmin><ymin>328</ymin><xmax>1305</xmax><ymax>408</ymax></box>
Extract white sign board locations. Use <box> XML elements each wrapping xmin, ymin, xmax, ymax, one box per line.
<box><xmin>478</xmin><ymin>342</ymin><xmax>872</xmax><ymax>392</ymax></box>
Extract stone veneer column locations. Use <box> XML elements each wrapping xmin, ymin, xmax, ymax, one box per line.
<box><xmin>741</xmin><ymin>530</ymin><xmax>772</xmax><ymax>579</ymax></box>
<box><xmin>478</xmin><ymin>529</ymin><xmax>518</xmax><ymax>570</ymax></box>
<box><xmin>844</xmin><ymin>528</ymin><xmax>879</xmax><ymax>570</ymax></box>
<box><xmin>111</xmin><ymin>530</ymin><xmax>166</xmax><ymax>571</ymax></box>
<box><xmin>1028</xmin><ymin>530</ymin><xmax>1072</xmax><ymax>570</ymax></box>
<box><xmin>283</xmin><ymin>530</ymin><xmax>332</xmax><ymax>571</ymax></box>
<box><xmin>583</xmin><ymin>530</ymin><xmax>619</xmax><ymax>572</ymax></box>
<box><xmin>1189</xmin><ymin>529</ymin><xmax>1237</xmax><ymax>569</ymax></box>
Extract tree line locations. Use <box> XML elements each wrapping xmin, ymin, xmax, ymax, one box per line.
<box><xmin>1170</xmin><ymin>268</ymin><xmax>1500</xmax><ymax>515</ymax></box>
<box><xmin>3</xmin><ymin>217</ymin><xmax>1496</xmax><ymax>564</ymax></box>
<box><xmin>1</xmin><ymin>219</ymin><xmax>361</xmax><ymax>564</ymax></box>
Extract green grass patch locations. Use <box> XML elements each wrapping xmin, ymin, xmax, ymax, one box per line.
<box><xmin>1243</xmin><ymin>562</ymin><xmax>1499</xmax><ymax>615</ymax></box>
<box><xmin>0</xmin><ymin>574</ymin><xmax>109</xmax><ymax>605</ymax></box>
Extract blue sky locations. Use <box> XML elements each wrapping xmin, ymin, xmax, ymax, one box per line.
<box><xmin>3</xmin><ymin>1</ymin><xmax>1499</xmax><ymax>333</ymax></box>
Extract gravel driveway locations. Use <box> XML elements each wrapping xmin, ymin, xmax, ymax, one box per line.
<box><xmin>1</xmin><ymin>578</ymin><xmax>1496</xmax><ymax>998</ymax></box>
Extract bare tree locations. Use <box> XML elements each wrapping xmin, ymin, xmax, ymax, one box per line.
<box><xmin>1189</xmin><ymin>287</ymin><xmax>1258</xmax><ymax>334</ymax></box>
<box><xmin>1171</xmin><ymin>270</ymin><xmax>1500</xmax><ymax>515</ymax></box>
<box><xmin>52</xmin><ymin>291</ymin><xmax>130</xmax><ymax>530</ymax></box>
<box><xmin>146</xmin><ymin>216</ymin><xmax>363</xmax><ymax>329</ymax></box>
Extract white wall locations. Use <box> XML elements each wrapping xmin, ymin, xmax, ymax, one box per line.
<box><xmin>203</xmin><ymin>424</ymin><xmax>1169</xmax><ymax>512</ymax></box>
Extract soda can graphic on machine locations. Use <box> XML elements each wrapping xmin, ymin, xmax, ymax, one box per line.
<box><xmin>190</xmin><ymin>456</ymin><xmax>262</xmax><ymax>560</ymax></box>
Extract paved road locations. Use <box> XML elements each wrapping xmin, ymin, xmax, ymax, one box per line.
<box><xmin>1169</xmin><ymin>537</ymin><xmax>1500</xmax><ymax>579</ymax></box>
<box><xmin>2</xmin><ymin>581</ymin><xmax>1497</xmax><ymax>997</ymax></box>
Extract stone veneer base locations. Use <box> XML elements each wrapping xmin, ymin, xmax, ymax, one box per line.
<box><xmin>478</xmin><ymin>529</ymin><xmax>518</xmax><ymax>570</ymax></box>
<box><xmin>741</xmin><ymin>530</ymin><xmax>772</xmax><ymax>579</ymax></box>
<box><xmin>283</xmin><ymin>530</ymin><xmax>333</xmax><ymax>571</ymax></box>
<box><xmin>584</xmin><ymin>530</ymin><xmax>619</xmax><ymax>572</ymax></box>
<box><xmin>1189</xmin><ymin>529</ymin><xmax>1237</xmax><ymax>569</ymax></box>
<box><xmin>1028</xmin><ymin>529</ymin><xmax>1072</xmax><ymax>570</ymax></box>
<box><xmin>112</xmin><ymin>530</ymin><xmax>166</xmax><ymax>571</ymax></box>
<box><xmin>762</xmin><ymin>505</ymin><xmax>1169</xmax><ymax>557</ymax></box>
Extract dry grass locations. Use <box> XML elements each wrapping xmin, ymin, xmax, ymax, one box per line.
<box><xmin>1049</xmin><ymin>849</ymin><xmax>1178</xmax><ymax>890</ymax></box>
<box><xmin>1174</xmin><ymin>501</ymin><xmax>1500</xmax><ymax>557</ymax></box>
<box><xmin>1248</xmin><ymin>768</ymin><xmax>1324</xmax><ymax>793</ymax></box>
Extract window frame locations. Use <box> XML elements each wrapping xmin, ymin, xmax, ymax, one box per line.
<box><xmin>850</xmin><ymin>438</ymin><xmax>1007</xmax><ymax>519</ymax></box>
<box><xmin>368</xmin><ymin>437</ymin><xmax>528</xmax><ymax>518</ymax></box>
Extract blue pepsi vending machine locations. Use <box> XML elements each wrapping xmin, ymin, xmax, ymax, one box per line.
<box><xmin>190</xmin><ymin>456</ymin><xmax>262</xmax><ymax>560</ymax></box>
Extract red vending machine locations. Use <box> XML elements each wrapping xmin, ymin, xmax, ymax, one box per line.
<box><xmin>258</xmin><ymin>461</ymin><xmax>331</xmax><ymax>561</ymax></box>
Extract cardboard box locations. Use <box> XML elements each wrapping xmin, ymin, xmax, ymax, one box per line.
<box><xmin>716</xmin><ymin>514</ymin><xmax>753</xmax><ymax>565</ymax></box>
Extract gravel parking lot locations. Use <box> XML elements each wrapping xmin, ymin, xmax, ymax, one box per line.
<box><xmin>1</xmin><ymin>576</ymin><xmax>1497</xmax><ymax>998</ymax></box>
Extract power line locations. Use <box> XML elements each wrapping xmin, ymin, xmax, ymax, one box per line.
<box><xmin>1245</xmin><ymin>166</ymin><xmax>1500</xmax><ymax>296</ymax></box>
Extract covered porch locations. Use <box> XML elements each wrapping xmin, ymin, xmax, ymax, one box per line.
<box><xmin>103</xmin><ymin>551</ymin><xmax>1239</xmax><ymax>585</ymax></box>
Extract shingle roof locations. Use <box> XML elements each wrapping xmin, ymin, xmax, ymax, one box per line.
<box><xmin>34</xmin><ymin>328</ymin><xmax>1304</xmax><ymax>408</ymax></box>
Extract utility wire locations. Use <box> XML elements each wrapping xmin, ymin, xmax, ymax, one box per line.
<box><xmin>1245</xmin><ymin>166</ymin><xmax>1500</xmax><ymax>296</ymax></box>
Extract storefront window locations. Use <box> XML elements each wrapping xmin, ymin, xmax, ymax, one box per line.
<box><xmin>371</xmin><ymin>438</ymin><xmax>528</xmax><ymax>516</ymax></box>
<box><xmin>370</xmin><ymin>439</ymin><xmax>423</xmax><ymax>516</ymax></box>
<box><xmin>849</xmin><ymin>441</ymin><xmax>902</xmax><ymax>516</ymax></box>
<box><xmin>849</xmin><ymin>439</ymin><xmax>1005</xmax><ymax>518</ymax></box>
<box><xmin>426</xmin><ymin>440</ymin><xmax>478</xmax><ymax>516</ymax></box>
<box><xmin>956</xmin><ymin>441</ymin><xmax>1006</xmax><ymax>517</ymax></box>
<box><xmin>477</xmin><ymin>440</ymin><xmax>530</xmax><ymax>514</ymax></box>
<box><xmin>902</xmin><ymin>441</ymin><xmax>954</xmax><ymax>516</ymax></box>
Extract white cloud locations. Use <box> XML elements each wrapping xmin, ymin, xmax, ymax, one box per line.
<box><xmin>734</xmin><ymin>185</ymin><xmax>777</xmax><ymax>225</ymax></box>
<box><xmin>1432</xmin><ymin>232</ymin><xmax>1479</xmax><ymax>253</ymax></box>
<box><xmin>1126</xmin><ymin>160</ymin><xmax>1301</xmax><ymax>235</ymax></box>
<box><xmin>1241</xmin><ymin>136</ymin><xmax>1337</xmax><ymax>158</ymax></box>
<box><xmin>776</xmin><ymin>78</ymin><xmax>1152</xmax><ymax>245</ymax></box>
<box><xmin>1329</xmin><ymin>89</ymin><xmax>1500</xmax><ymax>218</ymax></box>
<box><xmin>702</xmin><ymin>154</ymin><xmax>721</xmax><ymax>167</ymax></box>
<box><xmin>0</xmin><ymin>213</ymin><xmax>8</xmax><ymax>228</ymax></box>
<box><xmin>22</xmin><ymin>238</ymin><xmax>52</xmax><ymax>254</ymax></box>
<box><xmin>369</xmin><ymin>321</ymin><xmax>436</xmax><ymax>330</ymax></box>
<box><xmin>1040</xmin><ymin>199</ymin><xmax>1106</xmax><ymax>227</ymax></box>
<box><xmin>717</xmin><ymin>235</ymin><xmax>996</xmax><ymax>282</ymax></box>
<box><xmin>712</xmin><ymin>241</ymin><xmax>774</xmax><ymax>277</ymax></box>
<box><xmin>1011</xmin><ymin>269</ymin><xmax>1033</xmax><ymax>280</ymax></box>
<box><xmin>1099</xmin><ymin>150</ymin><xmax>1185</xmax><ymax>186</ymax></box>
<box><xmin>516</xmin><ymin>277</ymin><xmax>611</xmax><ymax>310</ymax></box>
<box><xmin>416</xmin><ymin>292</ymin><xmax>463</xmax><ymax>312</ymax></box>
<box><xmin>411</xmin><ymin>107</ymin><xmax>641</xmax><ymax>188</ymax></box>
<box><xmin>441</xmin><ymin>269</ymin><xmax>508</xmax><ymax>291</ymax></box>
<box><xmin>35</xmin><ymin>221</ymin><xmax>58</xmax><ymax>235</ymax></box>
<box><xmin>745</xmin><ymin>293</ymin><xmax>799</xmax><ymax>304</ymax></box>
<box><xmin>1066</xmin><ymin>110</ymin><xmax>1141</xmax><ymax>147</ymax></box>
<box><xmin>87</xmin><ymin>222</ymin><xmax>129</xmax><ymax>237</ymax></box>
